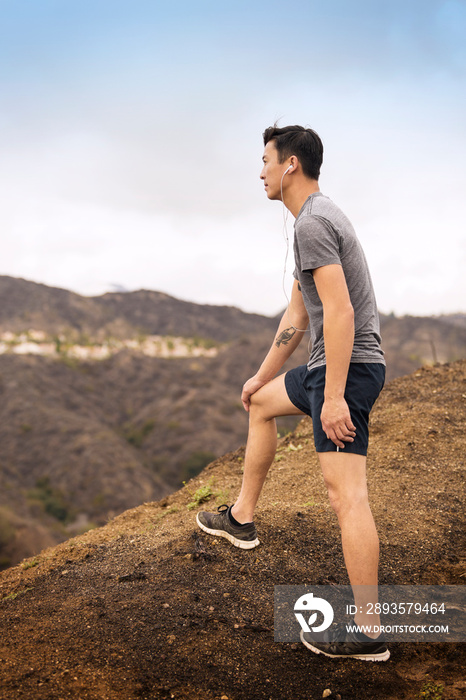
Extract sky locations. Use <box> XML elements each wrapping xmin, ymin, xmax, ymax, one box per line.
<box><xmin>0</xmin><ymin>0</ymin><xmax>465</xmax><ymax>318</ymax></box>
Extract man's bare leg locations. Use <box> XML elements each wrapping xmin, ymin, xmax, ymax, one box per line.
<box><xmin>231</xmin><ymin>373</ymin><xmax>304</xmax><ymax>523</ymax></box>
<box><xmin>319</xmin><ymin>451</ymin><xmax>381</xmax><ymax>637</ymax></box>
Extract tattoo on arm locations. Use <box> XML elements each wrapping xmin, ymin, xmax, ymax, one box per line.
<box><xmin>275</xmin><ymin>326</ymin><xmax>297</xmax><ymax>348</ymax></box>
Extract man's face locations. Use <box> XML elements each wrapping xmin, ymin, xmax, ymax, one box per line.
<box><xmin>260</xmin><ymin>140</ymin><xmax>287</xmax><ymax>201</ymax></box>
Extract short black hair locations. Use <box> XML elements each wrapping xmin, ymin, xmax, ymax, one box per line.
<box><xmin>263</xmin><ymin>124</ymin><xmax>323</xmax><ymax>180</ymax></box>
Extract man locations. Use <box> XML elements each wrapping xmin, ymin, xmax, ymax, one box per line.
<box><xmin>197</xmin><ymin>125</ymin><xmax>389</xmax><ymax>661</ymax></box>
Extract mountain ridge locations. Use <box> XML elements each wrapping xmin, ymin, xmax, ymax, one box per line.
<box><xmin>0</xmin><ymin>275</ymin><xmax>278</xmax><ymax>342</ymax></box>
<box><xmin>1</xmin><ymin>274</ymin><xmax>465</xmax><ymax>368</ymax></box>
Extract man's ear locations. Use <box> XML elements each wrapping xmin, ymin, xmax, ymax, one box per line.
<box><xmin>287</xmin><ymin>155</ymin><xmax>298</xmax><ymax>173</ymax></box>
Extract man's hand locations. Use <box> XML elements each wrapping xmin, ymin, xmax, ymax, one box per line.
<box><xmin>241</xmin><ymin>375</ymin><xmax>268</xmax><ymax>412</ymax></box>
<box><xmin>320</xmin><ymin>397</ymin><xmax>356</xmax><ymax>448</ymax></box>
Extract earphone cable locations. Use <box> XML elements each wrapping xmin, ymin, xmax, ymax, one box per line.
<box><xmin>280</xmin><ymin>170</ymin><xmax>309</xmax><ymax>335</ymax></box>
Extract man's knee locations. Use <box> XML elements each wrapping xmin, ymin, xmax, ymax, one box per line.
<box><xmin>248</xmin><ymin>374</ymin><xmax>302</xmax><ymax>423</ymax></box>
<box><xmin>249</xmin><ymin>390</ymin><xmax>274</xmax><ymax>422</ymax></box>
<box><xmin>324</xmin><ymin>479</ymin><xmax>369</xmax><ymax>517</ymax></box>
<box><xmin>319</xmin><ymin>452</ymin><xmax>369</xmax><ymax>515</ymax></box>
<box><xmin>324</xmin><ymin>473</ymin><xmax>369</xmax><ymax>515</ymax></box>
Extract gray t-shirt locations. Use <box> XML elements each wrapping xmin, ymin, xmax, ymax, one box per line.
<box><xmin>293</xmin><ymin>192</ymin><xmax>385</xmax><ymax>370</ymax></box>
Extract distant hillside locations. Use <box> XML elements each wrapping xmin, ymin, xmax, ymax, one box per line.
<box><xmin>0</xmin><ymin>276</ymin><xmax>277</xmax><ymax>342</ymax></box>
<box><xmin>0</xmin><ymin>276</ymin><xmax>464</xmax><ymax>570</ymax></box>
<box><xmin>1</xmin><ymin>275</ymin><xmax>464</xmax><ymax>378</ymax></box>
<box><xmin>0</xmin><ymin>334</ymin><xmax>305</xmax><ymax>569</ymax></box>
<box><xmin>0</xmin><ymin>361</ymin><xmax>464</xmax><ymax>700</ymax></box>
<box><xmin>380</xmin><ymin>312</ymin><xmax>466</xmax><ymax>377</ymax></box>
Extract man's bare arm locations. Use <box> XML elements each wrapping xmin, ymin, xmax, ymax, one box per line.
<box><xmin>275</xmin><ymin>325</ymin><xmax>298</xmax><ymax>348</ymax></box>
<box><xmin>312</xmin><ymin>263</ymin><xmax>355</xmax><ymax>448</ymax></box>
<box><xmin>241</xmin><ymin>279</ymin><xmax>309</xmax><ymax>411</ymax></box>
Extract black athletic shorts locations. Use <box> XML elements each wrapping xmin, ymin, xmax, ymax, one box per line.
<box><xmin>285</xmin><ymin>362</ymin><xmax>386</xmax><ymax>456</ymax></box>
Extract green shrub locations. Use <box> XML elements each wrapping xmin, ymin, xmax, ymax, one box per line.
<box><xmin>122</xmin><ymin>419</ymin><xmax>155</xmax><ymax>447</ymax></box>
<box><xmin>184</xmin><ymin>477</ymin><xmax>229</xmax><ymax>511</ymax></box>
<box><xmin>0</xmin><ymin>508</ymin><xmax>14</xmax><ymax>548</ymax></box>
<box><xmin>419</xmin><ymin>681</ymin><xmax>444</xmax><ymax>700</ymax></box>
<box><xmin>27</xmin><ymin>477</ymin><xmax>71</xmax><ymax>523</ymax></box>
<box><xmin>0</xmin><ymin>508</ymin><xmax>15</xmax><ymax>570</ymax></box>
<box><xmin>186</xmin><ymin>483</ymin><xmax>214</xmax><ymax>510</ymax></box>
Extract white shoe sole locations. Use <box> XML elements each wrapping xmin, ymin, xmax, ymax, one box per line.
<box><xmin>196</xmin><ymin>514</ymin><xmax>260</xmax><ymax>550</ymax></box>
<box><xmin>300</xmin><ymin>629</ymin><xmax>390</xmax><ymax>661</ymax></box>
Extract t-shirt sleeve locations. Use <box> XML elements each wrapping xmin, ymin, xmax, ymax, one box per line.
<box><xmin>294</xmin><ymin>214</ymin><xmax>342</xmax><ymax>272</ymax></box>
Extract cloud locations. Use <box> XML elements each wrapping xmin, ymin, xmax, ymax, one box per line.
<box><xmin>0</xmin><ymin>0</ymin><xmax>464</xmax><ymax>316</ymax></box>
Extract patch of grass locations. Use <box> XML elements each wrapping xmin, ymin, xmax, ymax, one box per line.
<box><xmin>184</xmin><ymin>477</ymin><xmax>227</xmax><ymax>510</ymax></box>
<box><xmin>21</xmin><ymin>559</ymin><xmax>39</xmax><ymax>570</ymax></box>
<box><xmin>419</xmin><ymin>681</ymin><xmax>444</xmax><ymax>699</ymax></box>
<box><xmin>1</xmin><ymin>588</ymin><xmax>32</xmax><ymax>603</ymax></box>
<box><xmin>286</xmin><ymin>443</ymin><xmax>303</xmax><ymax>452</ymax></box>
<box><xmin>186</xmin><ymin>484</ymin><xmax>214</xmax><ymax>510</ymax></box>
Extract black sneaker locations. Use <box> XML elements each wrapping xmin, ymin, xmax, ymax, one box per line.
<box><xmin>196</xmin><ymin>504</ymin><xmax>260</xmax><ymax>550</ymax></box>
<box><xmin>300</xmin><ymin>620</ymin><xmax>390</xmax><ymax>662</ymax></box>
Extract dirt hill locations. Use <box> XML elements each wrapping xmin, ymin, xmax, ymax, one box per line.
<box><xmin>0</xmin><ymin>360</ymin><xmax>464</xmax><ymax>700</ymax></box>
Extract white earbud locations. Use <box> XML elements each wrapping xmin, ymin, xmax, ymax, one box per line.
<box><xmin>283</xmin><ymin>165</ymin><xmax>292</xmax><ymax>175</ymax></box>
